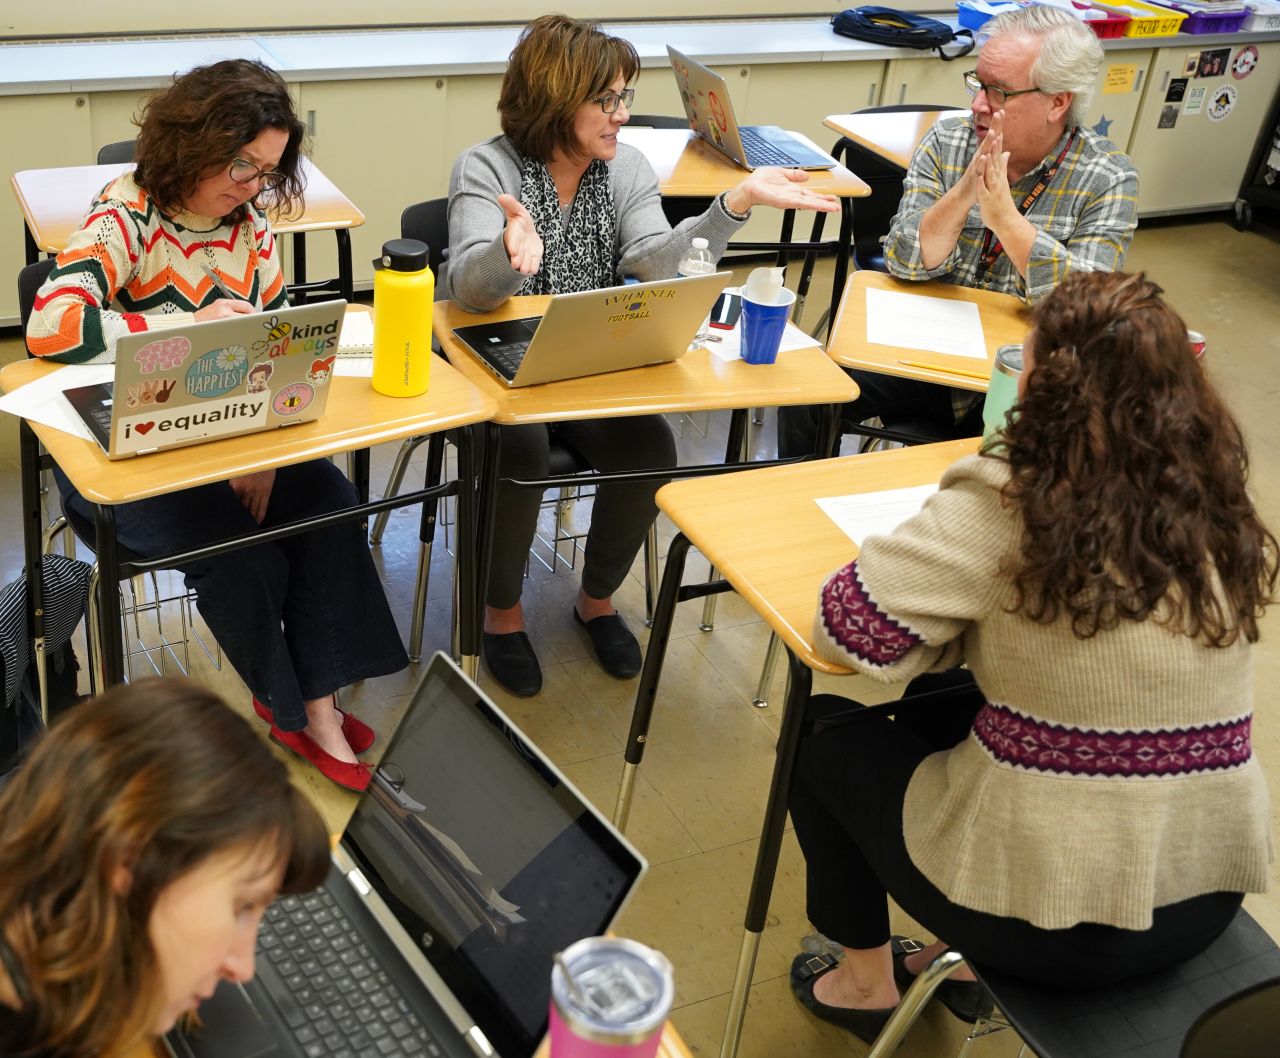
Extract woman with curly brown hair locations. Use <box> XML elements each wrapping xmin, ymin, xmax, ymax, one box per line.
<box><xmin>25</xmin><ymin>60</ymin><xmax>408</xmax><ymax>792</ymax></box>
<box><xmin>0</xmin><ymin>678</ymin><xmax>329</xmax><ymax>1058</ymax></box>
<box><xmin>786</xmin><ymin>270</ymin><xmax>1276</xmax><ymax>1043</ymax></box>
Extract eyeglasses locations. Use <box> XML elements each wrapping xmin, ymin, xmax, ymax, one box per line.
<box><xmin>590</xmin><ymin>87</ymin><xmax>635</xmax><ymax>114</ymax></box>
<box><xmin>963</xmin><ymin>71</ymin><xmax>1043</xmax><ymax>108</ymax></box>
<box><xmin>228</xmin><ymin>157</ymin><xmax>287</xmax><ymax>191</ymax></box>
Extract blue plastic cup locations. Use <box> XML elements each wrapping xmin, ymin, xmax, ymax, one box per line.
<box><xmin>740</xmin><ymin>289</ymin><xmax>796</xmax><ymax>365</ymax></box>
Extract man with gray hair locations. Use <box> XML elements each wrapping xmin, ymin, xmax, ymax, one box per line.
<box><xmin>779</xmin><ymin>6</ymin><xmax>1138</xmax><ymax>456</ymax></box>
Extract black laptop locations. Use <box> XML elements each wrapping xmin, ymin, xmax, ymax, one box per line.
<box><xmin>167</xmin><ymin>654</ymin><xmax>646</xmax><ymax>1058</ymax></box>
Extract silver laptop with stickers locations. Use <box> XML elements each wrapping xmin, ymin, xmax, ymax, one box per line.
<box><xmin>63</xmin><ymin>300</ymin><xmax>346</xmax><ymax>459</ymax></box>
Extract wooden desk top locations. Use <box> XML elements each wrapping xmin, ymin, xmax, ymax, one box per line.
<box><xmin>0</xmin><ymin>354</ymin><xmax>495</xmax><ymax>506</ymax></box>
<box><xmin>617</xmin><ymin>127</ymin><xmax>870</xmax><ymax>199</ymax></box>
<box><xmin>434</xmin><ymin>296</ymin><xmax>857</xmax><ymax>426</ymax></box>
<box><xmin>823</xmin><ymin>110</ymin><xmax>965</xmax><ymax>171</ymax></box>
<box><xmin>657</xmin><ymin>437</ymin><xmax>980</xmax><ymax>672</ymax></box>
<box><xmin>826</xmin><ymin>271</ymin><xmax>1030</xmax><ymax>392</ymax></box>
<box><xmin>10</xmin><ymin>157</ymin><xmax>365</xmax><ymax>255</ymax></box>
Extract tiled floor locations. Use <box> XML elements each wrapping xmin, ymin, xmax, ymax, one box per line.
<box><xmin>2</xmin><ymin>214</ymin><xmax>1279</xmax><ymax>1058</ymax></box>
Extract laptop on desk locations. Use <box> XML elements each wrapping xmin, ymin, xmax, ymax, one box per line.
<box><xmin>63</xmin><ymin>300</ymin><xmax>346</xmax><ymax>459</ymax></box>
<box><xmin>667</xmin><ymin>45</ymin><xmax>838</xmax><ymax>172</ymax></box>
<box><xmin>167</xmin><ymin>653</ymin><xmax>646</xmax><ymax>1058</ymax></box>
<box><xmin>451</xmin><ymin>272</ymin><xmax>729</xmax><ymax>387</ymax></box>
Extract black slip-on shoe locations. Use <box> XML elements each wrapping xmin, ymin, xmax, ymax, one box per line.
<box><xmin>890</xmin><ymin>935</ymin><xmax>994</xmax><ymax>1023</ymax></box>
<box><xmin>790</xmin><ymin>953</ymin><xmax>896</xmax><ymax>1045</ymax></box>
<box><xmin>482</xmin><ymin>631</ymin><xmax>542</xmax><ymax>697</ymax></box>
<box><xmin>572</xmin><ymin>609</ymin><xmax>642</xmax><ymax>679</ymax></box>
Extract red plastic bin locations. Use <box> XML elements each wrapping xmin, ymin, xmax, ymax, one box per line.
<box><xmin>1068</xmin><ymin>1</ymin><xmax>1133</xmax><ymax>38</ymax></box>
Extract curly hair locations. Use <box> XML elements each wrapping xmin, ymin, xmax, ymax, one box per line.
<box><xmin>994</xmin><ymin>270</ymin><xmax>1277</xmax><ymax>645</ymax></box>
<box><xmin>0</xmin><ymin>678</ymin><xmax>329</xmax><ymax>1058</ymax></box>
<box><xmin>499</xmin><ymin>14</ymin><xmax>640</xmax><ymax>163</ymax></box>
<box><xmin>133</xmin><ymin>59</ymin><xmax>307</xmax><ymax>224</ymax></box>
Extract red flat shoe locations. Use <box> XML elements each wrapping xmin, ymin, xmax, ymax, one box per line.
<box><xmin>270</xmin><ymin>726</ymin><xmax>371</xmax><ymax>792</ymax></box>
<box><xmin>253</xmin><ymin>698</ymin><xmax>374</xmax><ymax>755</ymax></box>
<box><xmin>338</xmin><ymin>709</ymin><xmax>375</xmax><ymax>755</ymax></box>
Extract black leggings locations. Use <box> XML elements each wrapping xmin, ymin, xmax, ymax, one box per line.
<box><xmin>788</xmin><ymin>671</ymin><xmax>1243</xmax><ymax>987</ymax></box>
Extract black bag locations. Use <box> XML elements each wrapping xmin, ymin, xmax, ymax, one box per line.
<box><xmin>832</xmin><ymin>7</ymin><xmax>975</xmax><ymax>61</ymax></box>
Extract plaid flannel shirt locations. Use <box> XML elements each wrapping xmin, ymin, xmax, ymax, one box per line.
<box><xmin>883</xmin><ymin>114</ymin><xmax>1138</xmax><ymax>304</ymax></box>
<box><xmin>882</xmin><ymin>114</ymin><xmax>1137</xmax><ymax>419</ymax></box>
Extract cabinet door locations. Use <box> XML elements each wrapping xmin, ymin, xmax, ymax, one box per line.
<box><xmin>1</xmin><ymin>94</ymin><xmax>94</xmax><ymax>323</ymax></box>
<box><xmin>1128</xmin><ymin>41</ymin><xmax>1280</xmax><ymax>214</ymax></box>
<box><xmin>295</xmin><ymin>77</ymin><xmax>449</xmax><ymax>292</ymax></box>
<box><xmin>881</xmin><ymin>57</ymin><xmax>973</xmax><ymax>108</ymax></box>
<box><xmin>1082</xmin><ymin>50</ymin><xmax>1154</xmax><ymax>152</ymax></box>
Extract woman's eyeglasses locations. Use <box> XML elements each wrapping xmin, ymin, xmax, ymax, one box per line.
<box><xmin>962</xmin><ymin>71</ymin><xmax>1042</xmax><ymax>108</ymax></box>
<box><xmin>591</xmin><ymin>88</ymin><xmax>635</xmax><ymax>114</ymax></box>
<box><xmin>229</xmin><ymin>157</ymin><xmax>288</xmax><ymax>190</ymax></box>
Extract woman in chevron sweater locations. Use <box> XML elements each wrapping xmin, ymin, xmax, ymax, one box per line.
<box><xmin>26</xmin><ymin>59</ymin><xmax>407</xmax><ymax>792</ymax></box>
<box><xmin>787</xmin><ymin>270</ymin><xmax>1276</xmax><ymax>1043</ymax></box>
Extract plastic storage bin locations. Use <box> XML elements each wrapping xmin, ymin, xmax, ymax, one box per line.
<box><xmin>1089</xmin><ymin>0</ymin><xmax>1187</xmax><ymax>36</ymax></box>
<box><xmin>1241</xmin><ymin>0</ymin><xmax>1280</xmax><ymax>28</ymax></box>
<box><xmin>1153</xmin><ymin>0</ymin><xmax>1249</xmax><ymax>32</ymax></box>
<box><xmin>1071</xmin><ymin>1</ymin><xmax>1133</xmax><ymax>37</ymax></box>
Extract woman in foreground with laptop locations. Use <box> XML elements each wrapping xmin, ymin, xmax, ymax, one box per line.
<box><xmin>0</xmin><ymin>678</ymin><xmax>328</xmax><ymax>1058</ymax></box>
<box><xmin>786</xmin><ymin>271</ymin><xmax>1275</xmax><ymax>1043</ymax></box>
<box><xmin>25</xmin><ymin>59</ymin><xmax>408</xmax><ymax>791</ymax></box>
<box><xmin>448</xmin><ymin>14</ymin><xmax>840</xmax><ymax>696</ymax></box>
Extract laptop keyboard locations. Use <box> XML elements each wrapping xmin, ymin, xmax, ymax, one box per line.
<box><xmin>740</xmin><ymin>128</ymin><xmax>802</xmax><ymax>168</ymax></box>
<box><xmin>259</xmin><ymin>889</ymin><xmax>445</xmax><ymax>1058</ymax></box>
<box><xmin>479</xmin><ymin>340</ymin><xmax>530</xmax><ymax>381</ymax></box>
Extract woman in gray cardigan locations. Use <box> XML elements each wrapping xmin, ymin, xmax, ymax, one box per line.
<box><xmin>448</xmin><ymin>14</ymin><xmax>838</xmax><ymax>696</ymax></box>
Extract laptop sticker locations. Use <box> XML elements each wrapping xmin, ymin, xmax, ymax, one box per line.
<box><xmin>116</xmin><ymin>393</ymin><xmax>269</xmax><ymax>454</ymax></box>
<box><xmin>124</xmin><ymin>378</ymin><xmax>177</xmax><ymax>408</ymax></box>
<box><xmin>246</xmin><ymin>362</ymin><xmax>274</xmax><ymax>394</ymax></box>
<box><xmin>253</xmin><ymin>315</ymin><xmax>342</xmax><ymax>360</ymax></box>
<box><xmin>186</xmin><ymin>346</ymin><xmax>249</xmax><ymax>398</ymax></box>
<box><xmin>307</xmin><ymin>356</ymin><xmax>336</xmax><ymax>386</ymax></box>
<box><xmin>273</xmin><ymin>382</ymin><xmax>314</xmax><ymax>417</ymax></box>
<box><xmin>134</xmin><ymin>335</ymin><xmax>191</xmax><ymax>374</ymax></box>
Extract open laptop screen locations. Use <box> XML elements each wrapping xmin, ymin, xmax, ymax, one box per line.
<box><xmin>343</xmin><ymin>660</ymin><xmax>643</xmax><ymax>1058</ymax></box>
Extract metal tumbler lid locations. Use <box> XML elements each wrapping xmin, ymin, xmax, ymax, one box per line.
<box><xmin>376</xmin><ymin>238</ymin><xmax>429</xmax><ymax>272</ymax></box>
<box><xmin>993</xmin><ymin>344</ymin><xmax>1024</xmax><ymax>379</ymax></box>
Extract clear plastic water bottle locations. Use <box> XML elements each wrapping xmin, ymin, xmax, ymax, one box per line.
<box><xmin>677</xmin><ymin>237</ymin><xmax>717</xmax><ymax>347</ymax></box>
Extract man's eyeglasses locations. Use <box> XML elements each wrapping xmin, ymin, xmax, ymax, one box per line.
<box><xmin>963</xmin><ymin>71</ymin><xmax>1042</xmax><ymax>108</ymax></box>
<box><xmin>591</xmin><ymin>88</ymin><xmax>635</xmax><ymax>114</ymax></box>
<box><xmin>229</xmin><ymin>157</ymin><xmax>288</xmax><ymax>191</ymax></box>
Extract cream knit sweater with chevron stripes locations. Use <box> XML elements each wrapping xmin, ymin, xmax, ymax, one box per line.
<box><xmin>26</xmin><ymin>173</ymin><xmax>289</xmax><ymax>364</ymax></box>
<box><xmin>813</xmin><ymin>453</ymin><xmax>1272</xmax><ymax>931</ymax></box>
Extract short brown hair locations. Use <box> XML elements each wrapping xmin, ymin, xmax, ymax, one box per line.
<box><xmin>133</xmin><ymin>59</ymin><xmax>308</xmax><ymax>224</ymax></box>
<box><xmin>0</xmin><ymin>678</ymin><xmax>329</xmax><ymax>1058</ymax></box>
<box><xmin>499</xmin><ymin>14</ymin><xmax>640</xmax><ymax>163</ymax></box>
<box><xmin>997</xmin><ymin>270</ymin><xmax>1278</xmax><ymax>645</ymax></box>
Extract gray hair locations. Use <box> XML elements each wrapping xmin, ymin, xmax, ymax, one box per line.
<box><xmin>980</xmin><ymin>6</ymin><xmax>1104</xmax><ymax>129</ymax></box>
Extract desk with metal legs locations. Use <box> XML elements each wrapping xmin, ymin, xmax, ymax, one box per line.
<box><xmin>2</xmin><ymin>357</ymin><xmax>495</xmax><ymax>691</ymax></box>
<box><xmin>614</xmin><ymin>438</ymin><xmax>979</xmax><ymax>1058</ymax></box>
<box><xmin>433</xmin><ymin>294</ymin><xmax>858</xmax><ymax>662</ymax></box>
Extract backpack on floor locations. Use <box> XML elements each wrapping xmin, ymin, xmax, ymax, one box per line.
<box><xmin>832</xmin><ymin>7</ymin><xmax>976</xmax><ymax>61</ymax></box>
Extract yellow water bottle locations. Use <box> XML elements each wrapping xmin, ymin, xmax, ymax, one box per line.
<box><xmin>372</xmin><ymin>238</ymin><xmax>433</xmax><ymax>397</ymax></box>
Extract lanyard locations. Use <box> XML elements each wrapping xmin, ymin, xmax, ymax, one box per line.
<box><xmin>973</xmin><ymin>128</ymin><xmax>1077</xmax><ymax>283</ymax></box>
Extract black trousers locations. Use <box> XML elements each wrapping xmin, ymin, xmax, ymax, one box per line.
<box><xmin>777</xmin><ymin>370</ymin><xmax>983</xmax><ymax>458</ymax></box>
<box><xmin>484</xmin><ymin>416</ymin><xmax>676</xmax><ymax>609</ymax></box>
<box><xmin>789</xmin><ymin>671</ymin><xmax>1243</xmax><ymax>987</ymax></box>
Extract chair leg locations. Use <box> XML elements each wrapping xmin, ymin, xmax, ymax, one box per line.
<box><xmin>643</xmin><ymin>522</ymin><xmax>659</xmax><ymax>626</ymax></box>
<box><xmin>370</xmin><ymin>435</ymin><xmax>430</xmax><ymax>545</ymax></box>
<box><xmin>409</xmin><ymin>434</ymin><xmax>447</xmax><ymax>661</ymax></box>
<box><xmin>864</xmin><ymin>950</ymin><xmax>968</xmax><ymax>1058</ymax></box>
<box><xmin>87</xmin><ymin>567</ymin><xmax>105</xmax><ymax>695</ymax></box>
<box><xmin>751</xmin><ymin>632</ymin><xmax>783</xmax><ymax>708</ymax></box>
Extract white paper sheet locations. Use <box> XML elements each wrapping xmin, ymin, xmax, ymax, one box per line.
<box><xmin>334</xmin><ymin>357</ymin><xmax>374</xmax><ymax>378</ymax></box>
<box><xmin>865</xmin><ymin>287</ymin><xmax>987</xmax><ymax>360</ymax></box>
<box><xmin>815</xmin><ymin>483</ymin><xmax>939</xmax><ymax>546</ymax></box>
<box><xmin>0</xmin><ymin>363</ymin><xmax>116</xmax><ymax>441</ymax></box>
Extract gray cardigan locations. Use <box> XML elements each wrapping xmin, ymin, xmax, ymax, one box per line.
<box><xmin>446</xmin><ymin>135</ymin><xmax>745</xmax><ymax>312</ymax></box>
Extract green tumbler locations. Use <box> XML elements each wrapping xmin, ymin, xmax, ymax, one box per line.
<box><xmin>982</xmin><ymin>344</ymin><xmax>1024</xmax><ymax>440</ymax></box>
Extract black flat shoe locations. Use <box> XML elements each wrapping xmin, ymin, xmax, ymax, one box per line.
<box><xmin>890</xmin><ymin>936</ymin><xmax>993</xmax><ymax>1023</ymax></box>
<box><xmin>790</xmin><ymin>953</ymin><xmax>895</xmax><ymax>1044</ymax></box>
<box><xmin>483</xmin><ymin>631</ymin><xmax>542</xmax><ymax>697</ymax></box>
<box><xmin>572</xmin><ymin>609</ymin><xmax>642</xmax><ymax>679</ymax></box>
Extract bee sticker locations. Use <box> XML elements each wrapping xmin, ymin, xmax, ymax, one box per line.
<box><xmin>252</xmin><ymin>316</ymin><xmax>293</xmax><ymax>358</ymax></box>
<box><xmin>273</xmin><ymin>382</ymin><xmax>314</xmax><ymax>417</ymax></box>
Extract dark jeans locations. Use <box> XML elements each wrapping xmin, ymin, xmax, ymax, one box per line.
<box><xmin>789</xmin><ymin>671</ymin><xmax>1243</xmax><ymax>987</ymax></box>
<box><xmin>56</xmin><ymin>459</ymin><xmax>408</xmax><ymax>731</ymax></box>
<box><xmin>485</xmin><ymin>416</ymin><xmax>676</xmax><ymax>609</ymax></box>
<box><xmin>777</xmin><ymin>370</ymin><xmax>983</xmax><ymax>458</ymax></box>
